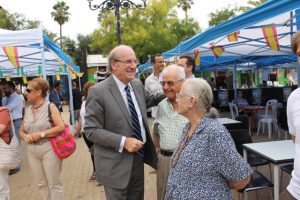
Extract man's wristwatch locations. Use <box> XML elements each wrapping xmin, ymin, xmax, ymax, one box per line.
<box><xmin>40</xmin><ymin>132</ymin><xmax>46</xmax><ymax>138</ymax></box>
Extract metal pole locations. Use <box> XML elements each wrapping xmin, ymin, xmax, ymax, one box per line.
<box><xmin>66</xmin><ymin>65</ymin><xmax>75</xmax><ymax>134</ymax></box>
<box><xmin>233</xmin><ymin>63</ymin><xmax>238</xmax><ymax>98</ymax></box>
<box><xmin>115</xmin><ymin>1</ymin><xmax>121</xmax><ymax>45</ymax></box>
<box><xmin>41</xmin><ymin>44</ymin><xmax>46</xmax><ymax>80</ymax></box>
<box><xmin>78</xmin><ymin>76</ymin><xmax>82</xmax><ymax>91</ymax></box>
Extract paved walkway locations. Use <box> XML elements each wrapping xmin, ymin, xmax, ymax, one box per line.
<box><xmin>7</xmin><ymin>107</ymin><xmax>294</xmax><ymax>200</ymax></box>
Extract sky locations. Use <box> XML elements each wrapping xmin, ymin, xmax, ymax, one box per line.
<box><xmin>1</xmin><ymin>0</ymin><xmax>249</xmax><ymax>40</ymax></box>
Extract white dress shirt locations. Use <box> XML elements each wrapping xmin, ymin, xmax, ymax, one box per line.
<box><xmin>113</xmin><ymin>75</ymin><xmax>146</xmax><ymax>152</ymax></box>
<box><xmin>145</xmin><ymin>72</ymin><xmax>163</xmax><ymax>118</ymax></box>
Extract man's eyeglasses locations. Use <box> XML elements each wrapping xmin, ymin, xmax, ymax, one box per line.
<box><xmin>26</xmin><ymin>88</ymin><xmax>33</xmax><ymax>93</ymax></box>
<box><xmin>114</xmin><ymin>59</ymin><xmax>139</xmax><ymax>65</ymax></box>
<box><xmin>160</xmin><ymin>79</ymin><xmax>183</xmax><ymax>87</ymax></box>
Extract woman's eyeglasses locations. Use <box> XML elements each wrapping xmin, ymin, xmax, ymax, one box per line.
<box><xmin>160</xmin><ymin>79</ymin><xmax>183</xmax><ymax>87</ymax></box>
<box><xmin>26</xmin><ymin>88</ymin><xmax>33</xmax><ymax>93</ymax></box>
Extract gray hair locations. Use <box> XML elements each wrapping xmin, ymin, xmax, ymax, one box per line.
<box><xmin>183</xmin><ymin>78</ymin><xmax>219</xmax><ymax>118</ymax></box>
<box><xmin>108</xmin><ymin>45</ymin><xmax>134</xmax><ymax>71</ymax></box>
<box><xmin>161</xmin><ymin>64</ymin><xmax>186</xmax><ymax>80</ymax></box>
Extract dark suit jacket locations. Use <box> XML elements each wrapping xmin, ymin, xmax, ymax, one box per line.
<box><xmin>84</xmin><ymin>76</ymin><xmax>163</xmax><ymax>189</ymax></box>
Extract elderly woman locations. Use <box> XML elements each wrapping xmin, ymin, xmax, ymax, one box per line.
<box><xmin>0</xmin><ymin>107</ymin><xmax>12</xmax><ymax>199</ymax></box>
<box><xmin>19</xmin><ymin>78</ymin><xmax>65</xmax><ymax>200</ymax></box>
<box><xmin>165</xmin><ymin>78</ymin><xmax>251</xmax><ymax>200</ymax></box>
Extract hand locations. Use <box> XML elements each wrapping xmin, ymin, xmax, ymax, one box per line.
<box><xmin>124</xmin><ymin>137</ymin><xmax>144</xmax><ymax>153</ymax></box>
<box><xmin>24</xmin><ymin>134</ymin><xmax>33</xmax><ymax>143</ymax></box>
<box><xmin>30</xmin><ymin>132</ymin><xmax>41</xmax><ymax>142</ymax></box>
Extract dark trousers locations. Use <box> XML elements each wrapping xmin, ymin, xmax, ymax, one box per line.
<box><xmin>82</xmin><ymin>132</ymin><xmax>95</xmax><ymax>172</ymax></box>
<box><xmin>104</xmin><ymin>153</ymin><xmax>144</xmax><ymax>200</ymax></box>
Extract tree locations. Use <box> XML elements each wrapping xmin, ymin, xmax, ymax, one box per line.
<box><xmin>43</xmin><ymin>29</ymin><xmax>58</xmax><ymax>41</ymax></box>
<box><xmin>177</xmin><ymin>0</ymin><xmax>194</xmax><ymax>23</ymax></box>
<box><xmin>90</xmin><ymin>0</ymin><xmax>200</xmax><ymax>63</ymax></box>
<box><xmin>208</xmin><ymin>6</ymin><xmax>238</xmax><ymax>27</ymax></box>
<box><xmin>239</xmin><ymin>0</ymin><xmax>268</xmax><ymax>12</ymax></box>
<box><xmin>51</xmin><ymin>1</ymin><xmax>70</xmax><ymax>49</ymax></box>
<box><xmin>0</xmin><ymin>8</ymin><xmax>41</xmax><ymax>30</ymax></box>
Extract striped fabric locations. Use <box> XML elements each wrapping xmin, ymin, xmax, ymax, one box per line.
<box><xmin>125</xmin><ymin>85</ymin><xmax>144</xmax><ymax>157</ymax></box>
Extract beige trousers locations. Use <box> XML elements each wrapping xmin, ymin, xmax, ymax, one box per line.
<box><xmin>27</xmin><ymin>141</ymin><xmax>64</xmax><ymax>200</ymax></box>
<box><xmin>157</xmin><ymin>153</ymin><xmax>171</xmax><ymax>200</ymax></box>
<box><xmin>0</xmin><ymin>168</ymin><xmax>9</xmax><ymax>200</ymax></box>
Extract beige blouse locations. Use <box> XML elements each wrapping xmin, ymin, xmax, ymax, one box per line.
<box><xmin>23</xmin><ymin>101</ymin><xmax>52</xmax><ymax>139</ymax></box>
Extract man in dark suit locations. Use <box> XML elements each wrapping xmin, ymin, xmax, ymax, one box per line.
<box><xmin>84</xmin><ymin>45</ymin><xmax>164</xmax><ymax>200</ymax></box>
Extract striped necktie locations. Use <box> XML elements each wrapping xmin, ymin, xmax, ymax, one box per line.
<box><xmin>125</xmin><ymin>85</ymin><xmax>144</xmax><ymax>157</ymax></box>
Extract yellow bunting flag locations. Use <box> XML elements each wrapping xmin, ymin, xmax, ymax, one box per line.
<box><xmin>71</xmin><ymin>72</ymin><xmax>77</xmax><ymax>80</ymax></box>
<box><xmin>76</xmin><ymin>72</ymin><xmax>84</xmax><ymax>78</ymax></box>
<box><xmin>262</xmin><ymin>26</ymin><xmax>280</xmax><ymax>51</ymax></box>
<box><xmin>5</xmin><ymin>76</ymin><xmax>11</xmax><ymax>81</ymax></box>
<box><xmin>174</xmin><ymin>56</ymin><xmax>178</xmax><ymax>64</ymax></box>
<box><xmin>194</xmin><ymin>49</ymin><xmax>200</xmax><ymax>66</ymax></box>
<box><xmin>164</xmin><ymin>60</ymin><xmax>170</xmax><ymax>67</ymax></box>
<box><xmin>22</xmin><ymin>75</ymin><xmax>28</xmax><ymax>84</ymax></box>
<box><xmin>211</xmin><ymin>46</ymin><xmax>225</xmax><ymax>58</ymax></box>
<box><xmin>227</xmin><ymin>31</ymin><xmax>240</xmax><ymax>42</ymax></box>
<box><xmin>2</xmin><ymin>46</ymin><xmax>20</xmax><ymax>68</ymax></box>
<box><xmin>56</xmin><ymin>74</ymin><xmax>61</xmax><ymax>81</ymax></box>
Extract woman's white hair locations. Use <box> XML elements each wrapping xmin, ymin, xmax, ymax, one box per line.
<box><xmin>183</xmin><ymin>78</ymin><xmax>219</xmax><ymax>118</ymax></box>
<box><xmin>161</xmin><ymin>64</ymin><xmax>186</xmax><ymax>80</ymax></box>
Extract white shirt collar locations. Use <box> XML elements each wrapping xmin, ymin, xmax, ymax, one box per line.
<box><xmin>187</xmin><ymin>74</ymin><xmax>195</xmax><ymax>79</ymax></box>
<box><xmin>112</xmin><ymin>74</ymin><xmax>133</xmax><ymax>92</ymax></box>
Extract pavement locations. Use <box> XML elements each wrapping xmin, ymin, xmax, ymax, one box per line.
<box><xmin>7</xmin><ymin>106</ymin><xmax>295</xmax><ymax>200</ymax></box>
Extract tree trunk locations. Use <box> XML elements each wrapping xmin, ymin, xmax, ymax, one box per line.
<box><xmin>60</xmin><ymin>25</ymin><xmax>62</xmax><ymax>49</ymax></box>
<box><xmin>185</xmin><ymin>10</ymin><xmax>188</xmax><ymax>23</ymax></box>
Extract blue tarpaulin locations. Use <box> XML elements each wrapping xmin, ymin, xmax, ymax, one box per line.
<box><xmin>139</xmin><ymin>0</ymin><xmax>300</xmax><ymax>73</ymax></box>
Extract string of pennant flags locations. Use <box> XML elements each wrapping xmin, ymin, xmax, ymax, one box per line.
<box><xmin>172</xmin><ymin>25</ymin><xmax>280</xmax><ymax>67</ymax></box>
<box><xmin>0</xmin><ymin>65</ymin><xmax>84</xmax><ymax>83</ymax></box>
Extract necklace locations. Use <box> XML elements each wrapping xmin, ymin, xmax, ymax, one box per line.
<box><xmin>171</xmin><ymin>118</ymin><xmax>204</xmax><ymax>168</ymax></box>
<box><xmin>32</xmin><ymin>101</ymin><xmax>45</xmax><ymax>109</ymax></box>
<box><xmin>171</xmin><ymin>126</ymin><xmax>193</xmax><ymax>168</ymax></box>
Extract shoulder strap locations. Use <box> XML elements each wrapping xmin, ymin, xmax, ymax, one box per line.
<box><xmin>48</xmin><ymin>103</ymin><xmax>53</xmax><ymax>123</ymax></box>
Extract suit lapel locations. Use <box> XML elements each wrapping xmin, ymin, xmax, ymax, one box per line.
<box><xmin>108</xmin><ymin>77</ymin><xmax>133</xmax><ymax>128</ymax></box>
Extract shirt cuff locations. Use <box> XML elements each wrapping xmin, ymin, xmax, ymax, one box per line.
<box><xmin>119</xmin><ymin>136</ymin><xmax>126</xmax><ymax>153</ymax></box>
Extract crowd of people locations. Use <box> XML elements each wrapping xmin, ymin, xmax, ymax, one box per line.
<box><xmin>0</xmin><ymin>31</ymin><xmax>300</xmax><ymax>200</ymax></box>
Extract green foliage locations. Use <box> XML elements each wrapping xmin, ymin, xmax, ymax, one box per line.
<box><xmin>239</xmin><ymin>0</ymin><xmax>268</xmax><ymax>12</ymax></box>
<box><xmin>208</xmin><ymin>6</ymin><xmax>238</xmax><ymax>27</ymax></box>
<box><xmin>208</xmin><ymin>0</ymin><xmax>267</xmax><ymax>27</ymax></box>
<box><xmin>43</xmin><ymin>29</ymin><xmax>58</xmax><ymax>41</ymax></box>
<box><xmin>177</xmin><ymin>0</ymin><xmax>194</xmax><ymax>23</ymax></box>
<box><xmin>0</xmin><ymin>8</ymin><xmax>41</xmax><ymax>30</ymax></box>
<box><xmin>74</xmin><ymin>34</ymin><xmax>94</xmax><ymax>68</ymax></box>
<box><xmin>90</xmin><ymin>0</ymin><xmax>200</xmax><ymax>63</ymax></box>
<box><xmin>51</xmin><ymin>1</ymin><xmax>71</xmax><ymax>48</ymax></box>
<box><xmin>51</xmin><ymin>1</ymin><xmax>70</xmax><ymax>26</ymax></box>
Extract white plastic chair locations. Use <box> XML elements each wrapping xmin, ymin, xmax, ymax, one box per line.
<box><xmin>256</xmin><ymin>99</ymin><xmax>278</xmax><ymax>139</ymax></box>
<box><xmin>228</xmin><ymin>102</ymin><xmax>239</xmax><ymax>119</ymax></box>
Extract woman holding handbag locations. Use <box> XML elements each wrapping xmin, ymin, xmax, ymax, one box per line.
<box><xmin>19</xmin><ymin>78</ymin><xmax>65</xmax><ymax>200</ymax></box>
<box><xmin>0</xmin><ymin>107</ymin><xmax>11</xmax><ymax>199</ymax></box>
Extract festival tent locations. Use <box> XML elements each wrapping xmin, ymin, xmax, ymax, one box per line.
<box><xmin>138</xmin><ymin>0</ymin><xmax>300</xmax><ymax>73</ymax></box>
<box><xmin>0</xmin><ymin>28</ymin><xmax>80</xmax><ymax>78</ymax></box>
<box><xmin>0</xmin><ymin>28</ymin><xmax>80</xmax><ymax>130</ymax></box>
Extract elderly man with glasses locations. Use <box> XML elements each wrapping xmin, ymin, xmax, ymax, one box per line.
<box><xmin>152</xmin><ymin>64</ymin><xmax>187</xmax><ymax>200</ymax></box>
<box><xmin>84</xmin><ymin>45</ymin><xmax>164</xmax><ymax>200</ymax></box>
